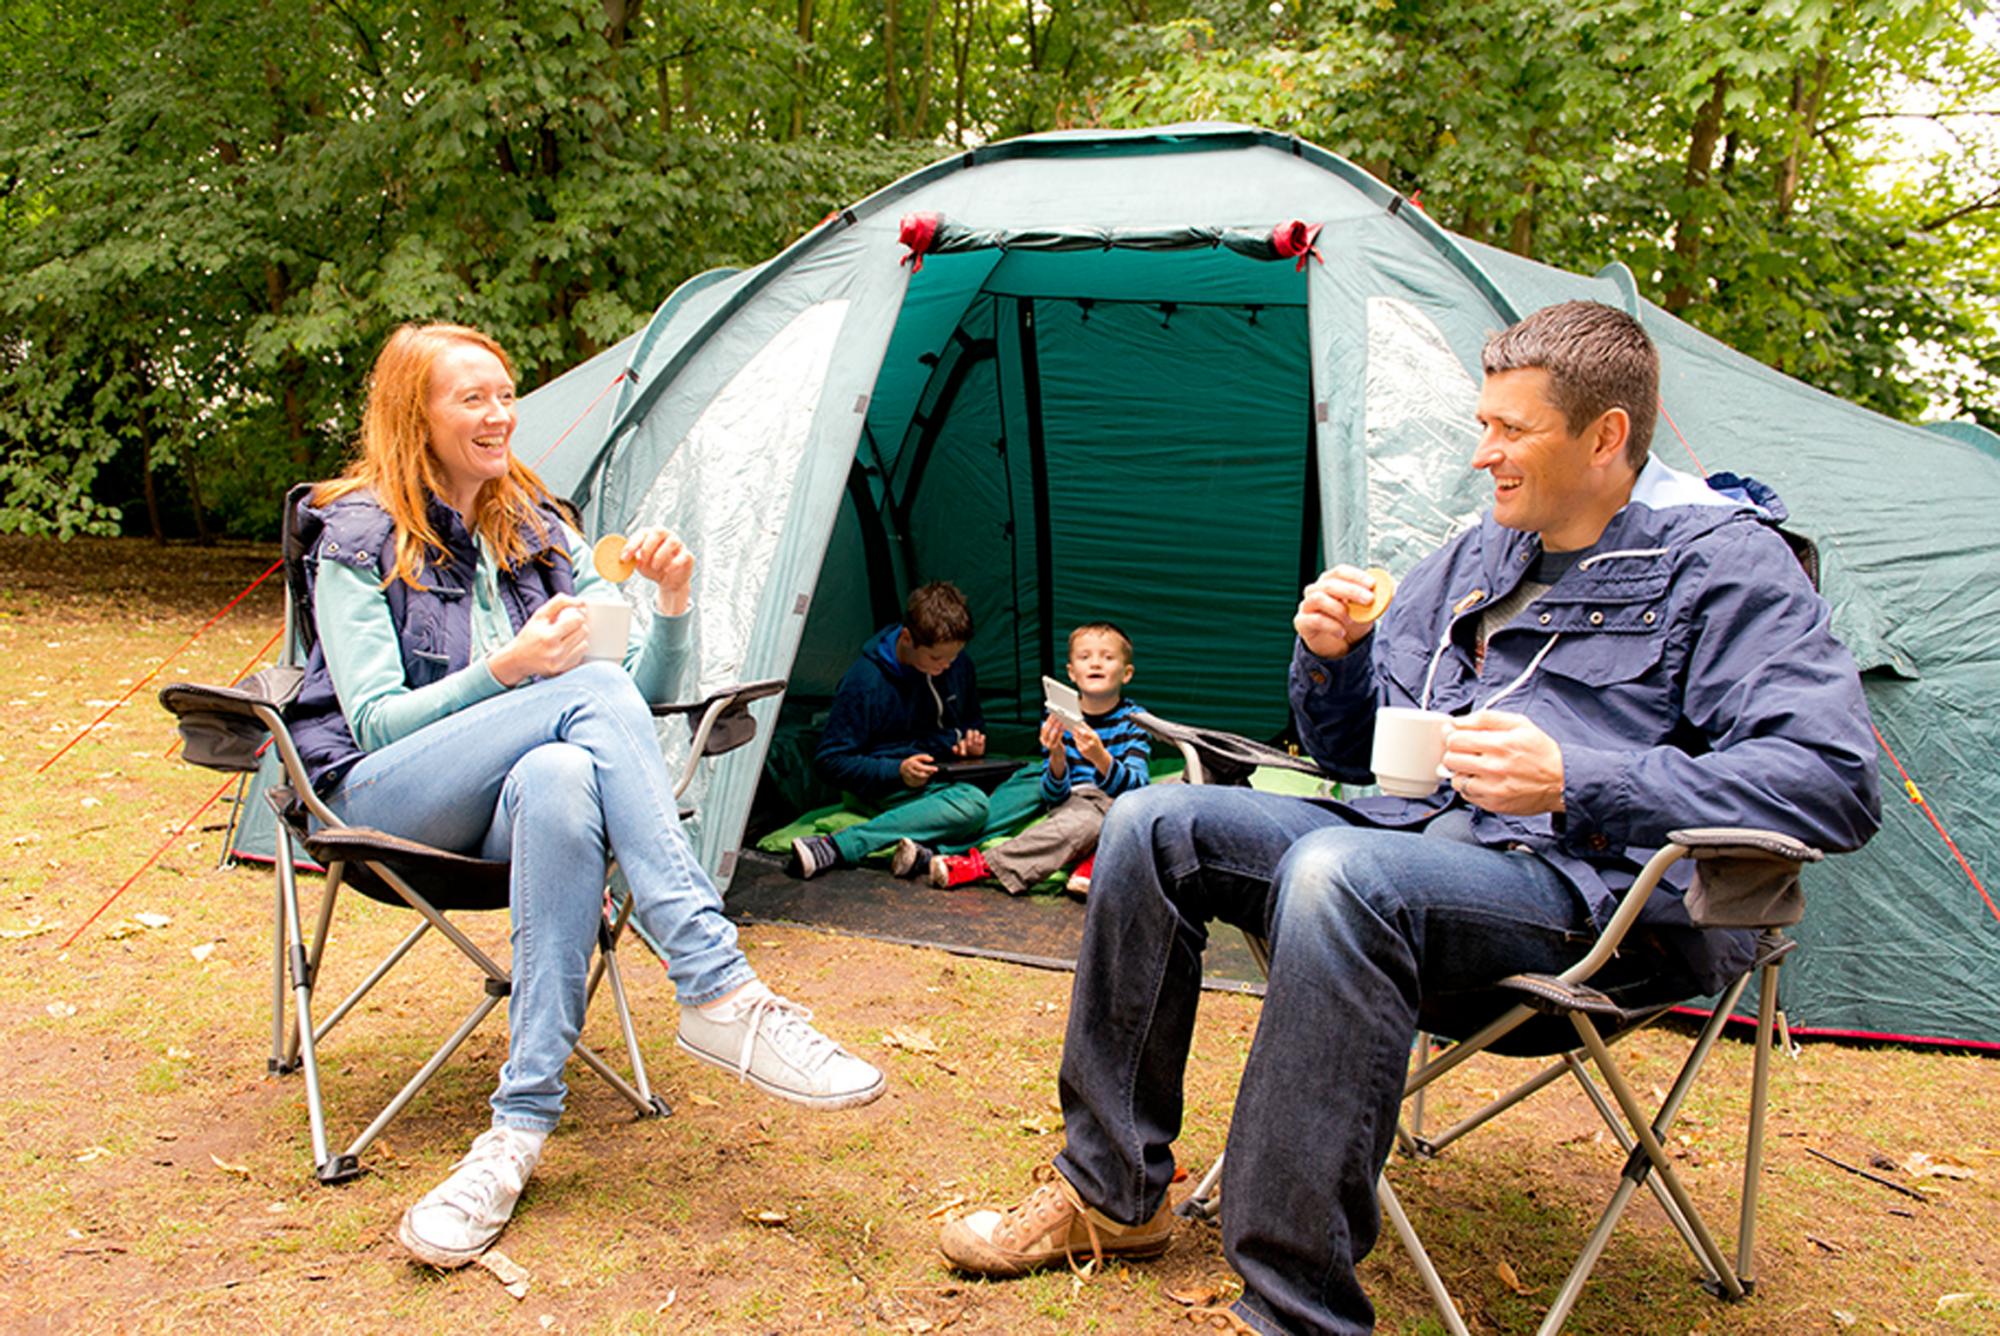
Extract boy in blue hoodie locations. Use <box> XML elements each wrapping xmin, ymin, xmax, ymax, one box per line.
<box><xmin>791</xmin><ymin>582</ymin><xmax>990</xmax><ymax>878</ymax></box>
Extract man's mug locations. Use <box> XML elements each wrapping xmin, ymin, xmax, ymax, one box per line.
<box><xmin>1370</xmin><ymin>706</ymin><xmax>1453</xmax><ymax>798</ymax></box>
<box><xmin>582</xmin><ymin>599</ymin><xmax>632</xmax><ymax>661</ymax></box>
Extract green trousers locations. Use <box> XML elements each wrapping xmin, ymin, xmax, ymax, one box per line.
<box><xmin>829</xmin><ymin>764</ymin><xmax>1046</xmax><ymax>864</ymax></box>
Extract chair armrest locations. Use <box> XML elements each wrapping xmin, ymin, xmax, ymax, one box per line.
<box><xmin>158</xmin><ymin>666</ymin><xmax>306</xmax><ymax>772</ymax></box>
<box><xmin>1128</xmin><ymin>708</ymin><xmax>1327</xmax><ymax>788</ymax></box>
<box><xmin>1667</xmin><ymin>826</ymin><xmax>1820</xmax><ymax>929</ymax></box>
<box><xmin>649</xmin><ymin>678</ymin><xmax>786</xmax><ymax>759</ymax></box>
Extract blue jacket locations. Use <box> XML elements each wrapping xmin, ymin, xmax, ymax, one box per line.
<box><xmin>1041</xmin><ymin>697</ymin><xmax>1151</xmax><ymax>805</ymax></box>
<box><xmin>1289</xmin><ymin>460</ymin><xmax>1881</xmax><ymax>985</ymax></box>
<box><xmin>816</xmin><ymin>624</ymin><xmax>984</xmax><ymax>801</ymax></box>
<box><xmin>289</xmin><ymin>491</ymin><xmax>573</xmax><ymax>793</ymax></box>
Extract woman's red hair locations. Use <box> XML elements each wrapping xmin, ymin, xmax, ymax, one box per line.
<box><xmin>316</xmin><ymin>323</ymin><xmax>557</xmax><ymax>588</ymax></box>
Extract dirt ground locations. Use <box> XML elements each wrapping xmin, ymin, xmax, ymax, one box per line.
<box><xmin>1</xmin><ymin>535</ymin><xmax>1995</xmax><ymax>1335</ymax></box>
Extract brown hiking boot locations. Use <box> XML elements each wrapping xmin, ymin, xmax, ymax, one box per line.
<box><xmin>939</xmin><ymin>1165</ymin><xmax>1175</xmax><ymax>1277</ymax></box>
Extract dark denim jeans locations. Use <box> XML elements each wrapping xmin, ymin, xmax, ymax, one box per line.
<box><xmin>1052</xmin><ymin>784</ymin><xmax>1691</xmax><ymax>1335</ymax></box>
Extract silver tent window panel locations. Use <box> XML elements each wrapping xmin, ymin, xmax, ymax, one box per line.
<box><xmin>633</xmin><ymin>298</ymin><xmax>852</xmax><ymax>818</ymax></box>
<box><xmin>1364</xmin><ymin>296</ymin><xmax>1484</xmax><ymax>568</ymax></box>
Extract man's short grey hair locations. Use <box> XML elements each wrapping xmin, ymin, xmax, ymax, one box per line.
<box><xmin>1482</xmin><ymin>301</ymin><xmax>1659</xmax><ymax>469</ymax></box>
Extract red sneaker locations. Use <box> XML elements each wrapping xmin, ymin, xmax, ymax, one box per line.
<box><xmin>929</xmin><ymin>848</ymin><xmax>991</xmax><ymax>889</ymax></box>
<box><xmin>1065</xmin><ymin>856</ymin><xmax>1094</xmax><ymax>896</ymax></box>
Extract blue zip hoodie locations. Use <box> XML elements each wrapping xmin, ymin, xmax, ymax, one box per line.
<box><xmin>816</xmin><ymin>624</ymin><xmax>984</xmax><ymax>801</ymax></box>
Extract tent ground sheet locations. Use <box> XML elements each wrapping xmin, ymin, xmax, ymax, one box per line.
<box><xmin>724</xmin><ymin>849</ymin><xmax>1267</xmax><ymax>994</ymax></box>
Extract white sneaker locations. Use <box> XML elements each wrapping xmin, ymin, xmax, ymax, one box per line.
<box><xmin>396</xmin><ymin>1126</ymin><xmax>543</xmax><ymax>1268</ymax></box>
<box><xmin>678</xmin><ymin>986</ymin><xmax>885</xmax><ymax>1110</ymax></box>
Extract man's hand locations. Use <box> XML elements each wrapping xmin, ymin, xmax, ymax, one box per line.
<box><xmin>1038</xmin><ymin>714</ymin><xmax>1069</xmax><ymax>777</ymax></box>
<box><xmin>900</xmin><ymin>753</ymin><xmax>939</xmax><ymax>788</ymax></box>
<box><xmin>951</xmin><ymin>728</ymin><xmax>987</xmax><ymax>758</ymax></box>
<box><xmin>1295</xmin><ymin>565</ymin><xmax>1383</xmax><ymax>660</ymax></box>
<box><xmin>1441</xmin><ymin>710</ymin><xmax>1566</xmax><ymax>815</ymax></box>
<box><xmin>621</xmin><ymin>527</ymin><xmax>695</xmax><ymax>616</ymax></box>
<box><xmin>489</xmin><ymin>595</ymin><xmax>589</xmax><ymax>687</ymax></box>
<box><xmin>1070</xmin><ymin>720</ymin><xmax>1111</xmax><ymax>775</ymax></box>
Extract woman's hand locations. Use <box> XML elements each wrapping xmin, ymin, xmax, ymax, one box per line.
<box><xmin>622</xmin><ymin>527</ymin><xmax>695</xmax><ymax>616</ymax></box>
<box><xmin>488</xmin><ymin>595</ymin><xmax>589</xmax><ymax>686</ymax></box>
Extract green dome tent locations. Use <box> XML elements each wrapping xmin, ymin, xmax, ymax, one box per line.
<box><xmin>273</xmin><ymin>123</ymin><xmax>2000</xmax><ymax>1048</ymax></box>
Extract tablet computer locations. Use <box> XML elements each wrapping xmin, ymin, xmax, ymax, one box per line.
<box><xmin>928</xmin><ymin>757</ymin><xmax>1025</xmax><ymax>791</ymax></box>
<box><xmin>1043</xmin><ymin>675</ymin><xmax>1085</xmax><ymax>729</ymax></box>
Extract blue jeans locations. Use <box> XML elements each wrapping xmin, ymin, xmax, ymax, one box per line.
<box><xmin>325</xmin><ymin>661</ymin><xmax>755</xmax><ymax>1133</ymax></box>
<box><xmin>1053</xmin><ymin>785</ymin><xmax>1702</xmax><ymax>1336</ymax></box>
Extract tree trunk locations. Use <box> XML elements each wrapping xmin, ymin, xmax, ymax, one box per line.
<box><xmin>1664</xmin><ymin>71</ymin><xmax>1728</xmax><ymax>313</ymax></box>
<box><xmin>912</xmin><ymin>0</ymin><xmax>939</xmax><ymax>135</ymax></box>
<box><xmin>790</xmin><ymin>0</ymin><xmax>816</xmax><ymax>140</ymax></box>
<box><xmin>657</xmin><ymin>61</ymin><xmax>674</xmax><ymax>131</ymax></box>
<box><xmin>951</xmin><ymin>0</ymin><xmax>971</xmax><ymax>144</ymax></box>
<box><xmin>184</xmin><ymin>445</ymin><xmax>212</xmax><ymax>546</ymax></box>
<box><xmin>883</xmin><ymin>0</ymin><xmax>902</xmax><ymax>136</ymax></box>
<box><xmin>1776</xmin><ymin>52</ymin><xmax>1832</xmax><ymax>219</ymax></box>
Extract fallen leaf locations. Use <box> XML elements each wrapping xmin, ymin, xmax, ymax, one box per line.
<box><xmin>538</xmin><ymin>1317</ymin><xmax>555</xmax><ymax>1331</ymax></box>
<box><xmin>103</xmin><ymin>921</ymin><xmax>142</xmax><ymax>941</ymax></box>
<box><xmin>476</xmin><ymin>1249</ymin><xmax>531</xmax><ymax>1300</ymax></box>
<box><xmin>1904</xmin><ymin>1151</ymin><xmax>1976</xmax><ymax>1181</ymax></box>
<box><xmin>1017</xmin><ymin>1114</ymin><xmax>1056</xmax><ymax>1136</ymax></box>
<box><xmin>1935</xmin><ymin>1293</ymin><xmax>1982</xmax><ymax>1311</ymax></box>
<box><xmin>1496</xmin><ymin>1260</ymin><xmax>1532</xmax><ymax>1296</ymax></box>
<box><xmin>1166</xmin><ymin>1285</ymin><xmax>1220</xmax><ymax>1307</ymax></box>
<box><xmin>1830</xmin><ymin>1309</ymin><xmax>1857</xmax><ymax>1327</ymax></box>
<box><xmin>925</xmin><ymin>1195</ymin><xmax>967</xmax><ymax>1220</ymax></box>
<box><xmin>1806</xmin><ymin>1233</ymin><xmax>1845</xmax><ymax>1254</ymax></box>
<box><xmin>210</xmin><ymin>1154</ymin><xmax>252</xmax><ymax>1177</ymax></box>
<box><xmin>133</xmin><ymin>911</ymin><xmax>172</xmax><ymax>929</ymax></box>
<box><xmin>75</xmin><ymin>1145</ymin><xmax>113</xmax><ymax>1163</ymax></box>
<box><xmin>0</xmin><ymin>917</ymin><xmax>53</xmax><ymax>940</ymax></box>
<box><xmin>686</xmin><ymin>1093</ymin><xmax>721</xmax><ymax>1109</ymax></box>
<box><xmin>46</xmin><ymin>1001</ymin><xmax>78</xmax><ymax>1018</ymax></box>
<box><xmin>882</xmin><ymin>1025</ymin><xmax>941</xmax><ymax>1055</ymax></box>
<box><xmin>189</xmin><ymin>943</ymin><xmax>217</xmax><ymax>963</ymax></box>
<box><xmin>744</xmin><ymin>1209</ymin><xmax>790</xmax><ymax>1227</ymax></box>
<box><xmin>654</xmin><ymin>1288</ymin><xmax>676</xmax><ymax>1312</ymax></box>
<box><xmin>80</xmin><ymin>797</ymin><xmax>102</xmax><ymax>809</ymax></box>
<box><xmin>166</xmin><ymin>1047</ymin><xmax>192</xmax><ymax>1060</ymax></box>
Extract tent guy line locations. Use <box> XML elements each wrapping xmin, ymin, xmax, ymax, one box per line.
<box><xmin>36</xmin><ymin>557</ymin><xmax>282</xmax><ymax>775</ymax></box>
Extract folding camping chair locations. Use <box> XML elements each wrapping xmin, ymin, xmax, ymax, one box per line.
<box><xmin>1145</xmin><ymin>717</ymin><xmax>1821</xmax><ymax>1334</ymax></box>
<box><xmin>160</xmin><ymin>483</ymin><xmax>785</xmax><ymax>1184</ymax></box>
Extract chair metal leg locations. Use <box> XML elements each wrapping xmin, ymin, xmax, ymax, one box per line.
<box><xmin>340</xmin><ymin>988</ymin><xmax>507</xmax><ymax>1179</ymax></box>
<box><xmin>1573</xmin><ymin>1015</ymin><xmax>1743</xmax><ymax>1300</ymax></box>
<box><xmin>1737</xmin><ymin>950</ymin><xmax>1786</xmax><ymax>1291</ymax></box>
<box><xmin>275</xmin><ymin>843</ymin><xmax>340</xmax><ymax>1181</ymax></box>
<box><xmin>1415</xmin><ymin>1053</ymin><xmax>1573</xmax><ymax>1158</ymax></box>
<box><xmin>1177</xmin><ymin>1153</ymin><xmax>1227</xmax><ymax>1221</ymax></box>
<box><xmin>268</xmin><ymin>855</ymin><xmax>288</xmax><ymax>1073</ymax></box>
<box><xmin>1379</xmin><ymin>1174</ymin><xmax>1472</xmax><ymax>1336</ymax></box>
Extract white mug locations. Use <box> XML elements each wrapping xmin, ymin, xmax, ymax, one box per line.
<box><xmin>1370</xmin><ymin>706</ymin><xmax>1453</xmax><ymax>798</ymax></box>
<box><xmin>582</xmin><ymin>599</ymin><xmax>632</xmax><ymax>661</ymax></box>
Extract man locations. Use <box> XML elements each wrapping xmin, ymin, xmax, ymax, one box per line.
<box><xmin>937</xmin><ymin>302</ymin><xmax>1881</xmax><ymax>1334</ymax></box>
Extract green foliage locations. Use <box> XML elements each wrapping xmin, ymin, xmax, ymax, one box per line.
<box><xmin>0</xmin><ymin>0</ymin><xmax>1992</xmax><ymax>536</ymax></box>
<box><xmin>1098</xmin><ymin>0</ymin><xmax>2000</xmax><ymax>423</ymax></box>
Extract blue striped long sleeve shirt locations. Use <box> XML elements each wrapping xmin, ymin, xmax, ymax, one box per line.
<box><xmin>1042</xmin><ymin>697</ymin><xmax>1150</xmax><ymax>805</ymax></box>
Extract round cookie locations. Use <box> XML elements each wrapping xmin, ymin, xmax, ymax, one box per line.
<box><xmin>592</xmin><ymin>533</ymin><xmax>635</xmax><ymax>583</ymax></box>
<box><xmin>1347</xmin><ymin>567</ymin><xmax>1396</xmax><ymax>624</ymax></box>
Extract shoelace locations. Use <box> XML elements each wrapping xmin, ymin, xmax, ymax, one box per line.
<box><xmin>431</xmin><ymin>1136</ymin><xmax>531</xmax><ymax>1222</ymax></box>
<box><xmin>731</xmin><ymin>993</ymin><xmax>844</xmax><ymax>1080</ymax></box>
<box><xmin>997</xmin><ymin>1168</ymin><xmax>1106</xmax><ymax>1278</ymax></box>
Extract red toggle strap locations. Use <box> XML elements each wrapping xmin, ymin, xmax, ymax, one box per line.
<box><xmin>899</xmin><ymin>212</ymin><xmax>941</xmax><ymax>272</ymax></box>
<box><xmin>1272</xmin><ymin>219</ymin><xmax>1324</xmax><ymax>272</ymax></box>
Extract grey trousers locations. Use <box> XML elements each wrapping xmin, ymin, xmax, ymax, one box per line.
<box><xmin>984</xmin><ymin>787</ymin><xmax>1116</xmax><ymax>893</ymax></box>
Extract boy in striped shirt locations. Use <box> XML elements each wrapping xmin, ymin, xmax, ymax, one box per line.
<box><xmin>927</xmin><ymin>623</ymin><xmax>1149</xmax><ymax>893</ymax></box>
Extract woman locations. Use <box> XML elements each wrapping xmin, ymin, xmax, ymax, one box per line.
<box><xmin>290</xmin><ymin>322</ymin><xmax>883</xmax><ymax>1268</ymax></box>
